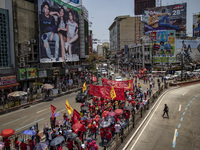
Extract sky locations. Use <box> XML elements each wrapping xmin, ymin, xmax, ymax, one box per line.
<box><xmin>82</xmin><ymin>0</ymin><xmax>200</xmax><ymax>46</ymax></box>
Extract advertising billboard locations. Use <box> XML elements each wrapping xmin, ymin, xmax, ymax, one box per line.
<box><xmin>193</xmin><ymin>14</ymin><xmax>200</xmax><ymax>37</ymax></box>
<box><xmin>142</xmin><ymin>3</ymin><xmax>186</xmax><ymax>34</ymax></box>
<box><xmin>19</xmin><ymin>68</ymin><xmax>38</xmax><ymax>80</ymax></box>
<box><xmin>38</xmin><ymin>0</ymin><xmax>79</xmax><ymax>63</ymax></box>
<box><xmin>151</xmin><ymin>30</ymin><xmax>176</xmax><ymax>63</ymax></box>
<box><xmin>175</xmin><ymin>39</ymin><xmax>200</xmax><ymax>63</ymax></box>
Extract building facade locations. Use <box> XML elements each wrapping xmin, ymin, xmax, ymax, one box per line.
<box><xmin>134</xmin><ymin>0</ymin><xmax>156</xmax><ymax>15</ymax></box>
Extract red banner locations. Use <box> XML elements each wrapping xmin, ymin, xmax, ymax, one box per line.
<box><xmin>88</xmin><ymin>84</ymin><xmax>125</xmax><ymax>100</ymax></box>
<box><xmin>102</xmin><ymin>78</ymin><xmax>134</xmax><ymax>90</ymax></box>
<box><xmin>92</xmin><ymin>75</ymin><xmax>97</xmax><ymax>82</ymax></box>
<box><xmin>51</xmin><ymin>105</ymin><xmax>56</xmax><ymax>121</ymax></box>
<box><xmin>72</xmin><ymin>109</ymin><xmax>80</xmax><ymax>124</ymax></box>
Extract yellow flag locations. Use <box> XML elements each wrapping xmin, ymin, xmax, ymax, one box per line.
<box><xmin>110</xmin><ymin>86</ymin><xmax>116</xmax><ymax>100</ymax></box>
<box><xmin>82</xmin><ymin>82</ymin><xmax>87</xmax><ymax>93</ymax></box>
<box><xmin>65</xmin><ymin>99</ymin><xmax>73</xmax><ymax>115</ymax></box>
<box><xmin>129</xmin><ymin>82</ymin><xmax>131</xmax><ymax>89</ymax></box>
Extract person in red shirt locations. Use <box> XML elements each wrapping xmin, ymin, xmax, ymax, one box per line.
<box><xmin>111</xmin><ymin>123</ymin><xmax>115</xmax><ymax>136</ymax></box>
<box><xmin>66</xmin><ymin>139</ymin><xmax>73</xmax><ymax>150</ymax></box>
<box><xmin>14</xmin><ymin>137</ymin><xmax>20</xmax><ymax>150</ymax></box>
<box><xmin>106</xmin><ymin>131</ymin><xmax>112</xmax><ymax>143</ymax></box>
<box><xmin>100</xmin><ymin>128</ymin><xmax>106</xmax><ymax>145</ymax></box>
<box><xmin>29</xmin><ymin>136</ymin><xmax>35</xmax><ymax>150</ymax></box>
<box><xmin>20</xmin><ymin>139</ymin><xmax>27</xmax><ymax>150</ymax></box>
<box><xmin>4</xmin><ymin>137</ymin><xmax>11</xmax><ymax>150</ymax></box>
<box><xmin>91</xmin><ymin>121</ymin><xmax>97</xmax><ymax>139</ymax></box>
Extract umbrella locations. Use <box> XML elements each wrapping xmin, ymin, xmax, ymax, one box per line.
<box><xmin>100</xmin><ymin>121</ymin><xmax>111</xmax><ymax>128</ymax></box>
<box><xmin>22</xmin><ymin>130</ymin><xmax>35</xmax><ymax>135</ymax></box>
<box><xmin>8</xmin><ymin>91</ymin><xmax>27</xmax><ymax>97</ymax></box>
<box><xmin>143</xmin><ymin>68</ymin><xmax>148</xmax><ymax>72</ymax></box>
<box><xmin>102</xmin><ymin>111</ymin><xmax>109</xmax><ymax>118</ymax></box>
<box><xmin>107</xmin><ymin>111</ymin><xmax>116</xmax><ymax>117</ymax></box>
<box><xmin>72</xmin><ymin>123</ymin><xmax>86</xmax><ymax>134</ymax></box>
<box><xmin>125</xmin><ymin>105</ymin><xmax>134</xmax><ymax>111</ymax></box>
<box><xmin>0</xmin><ymin>142</ymin><xmax>4</xmax><ymax>150</ymax></box>
<box><xmin>115</xmin><ymin>109</ymin><xmax>123</xmax><ymax>115</ymax></box>
<box><xmin>50</xmin><ymin>136</ymin><xmax>64</xmax><ymax>146</ymax></box>
<box><xmin>0</xmin><ymin>128</ymin><xmax>15</xmax><ymax>137</ymax></box>
<box><xmin>50</xmin><ymin>112</ymin><xmax>60</xmax><ymax>117</ymax></box>
<box><xmin>42</xmin><ymin>84</ymin><xmax>54</xmax><ymax>90</ymax></box>
<box><xmin>81</xmin><ymin>106</ymin><xmax>89</xmax><ymax>111</ymax></box>
<box><xmin>106</xmin><ymin>116</ymin><xmax>115</xmax><ymax>123</ymax></box>
<box><xmin>35</xmin><ymin>142</ymin><xmax>48</xmax><ymax>150</ymax></box>
<box><xmin>65</xmin><ymin>132</ymin><xmax>78</xmax><ymax>139</ymax></box>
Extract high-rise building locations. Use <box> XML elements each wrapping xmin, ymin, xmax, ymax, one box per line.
<box><xmin>134</xmin><ymin>0</ymin><xmax>156</xmax><ymax>15</ymax></box>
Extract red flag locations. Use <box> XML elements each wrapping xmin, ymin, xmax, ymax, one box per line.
<box><xmin>51</xmin><ymin>105</ymin><xmax>56</xmax><ymax>121</ymax></box>
<box><xmin>72</xmin><ymin>109</ymin><xmax>80</xmax><ymax>124</ymax></box>
<box><xmin>92</xmin><ymin>75</ymin><xmax>97</xmax><ymax>82</ymax></box>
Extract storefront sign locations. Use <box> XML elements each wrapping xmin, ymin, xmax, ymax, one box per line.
<box><xmin>38</xmin><ymin>70</ymin><xmax>47</xmax><ymax>78</ymax></box>
<box><xmin>0</xmin><ymin>76</ymin><xmax>16</xmax><ymax>86</ymax></box>
<box><xmin>19</xmin><ymin>68</ymin><xmax>38</xmax><ymax>80</ymax></box>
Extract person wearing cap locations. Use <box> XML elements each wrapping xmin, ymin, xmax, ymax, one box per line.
<box><xmin>90</xmin><ymin>141</ymin><xmax>98</xmax><ymax>150</ymax></box>
<box><xmin>20</xmin><ymin>139</ymin><xmax>27</xmax><ymax>150</ymax></box>
<box><xmin>85</xmin><ymin>138</ymin><xmax>92</xmax><ymax>150</ymax></box>
<box><xmin>91</xmin><ymin>121</ymin><xmax>97</xmax><ymax>139</ymax></box>
<box><xmin>14</xmin><ymin>137</ymin><xmax>20</xmax><ymax>150</ymax></box>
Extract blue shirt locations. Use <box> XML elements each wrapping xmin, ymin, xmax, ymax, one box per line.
<box><xmin>164</xmin><ymin>43</ymin><xmax>172</xmax><ymax>50</ymax></box>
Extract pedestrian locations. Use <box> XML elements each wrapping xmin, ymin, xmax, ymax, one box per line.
<box><xmin>4</xmin><ymin>137</ymin><xmax>11</xmax><ymax>150</ymax></box>
<box><xmin>20</xmin><ymin>139</ymin><xmax>27</xmax><ymax>150</ymax></box>
<box><xmin>35</xmin><ymin>130</ymin><xmax>41</xmax><ymax>144</ymax></box>
<box><xmin>162</xmin><ymin>104</ymin><xmax>169</xmax><ymax>118</ymax></box>
<box><xmin>14</xmin><ymin>137</ymin><xmax>20</xmax><ymax>150</ymax></box>
<box><xmin>100</xmin><ymin>128</ymin><xmax>106</xmax><ymax>146</ymax></box>
<box><xmin>106</xmin><ymin>130</ymin><xmax>112</xmax><ymax>144</ymax></box>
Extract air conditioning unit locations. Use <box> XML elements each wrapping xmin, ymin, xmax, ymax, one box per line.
<box><xmin>24</xmin><ymin>41</ymin><xmax>30</xmax><ymax>45</ymax></box>
<box><xmin>31</xmin><ymin>39</ymin><xmax>37</xmax><ymax>44</ymax></box>
<box><xmin>19</xmin><ymin>62</ymin><xmax>25</xmax><ymax>68</ymax></box>
<box><xmin>20</xmin><ymin>57</ymin><xmax>25</xmax><ymax>62</ymax></box>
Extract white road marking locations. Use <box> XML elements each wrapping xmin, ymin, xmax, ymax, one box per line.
<box><xmin>182</xmin><ymin>91</ymin><xmax>188</xmax><ymax>95</ymax></box>
<box><xmin>179</xmin><ymin>105</ymin><xmax>181</xmax><ymax>111</ymax></box>
<box><xmin>2</xmin><ymin>116</ymin><xmax>28</xmax><ymax>126</ymax></box>
<box><xmin>57</xmin><ymin>109</ymin><xmax>66</xmax><ymax>113</ymax></box>
<box><xmin>36</xmin><ymin>108</ymin><xmax>48</xmax><ymax>113</ymax></box>
<box><xmin>173</xmin><ymin>129</ymin><xmax>178</xmax><ymax>143</ymax></box>
<box><xmin>129</xmin><ymin>92</ymin><xmax>167</xmax><ymax>150</ymax></box>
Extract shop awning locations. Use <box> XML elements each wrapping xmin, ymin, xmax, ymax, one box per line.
<box><xmin>0</xmin><ymin>83</ymin><xmax>20</xmax><ymax>90</ymax></box>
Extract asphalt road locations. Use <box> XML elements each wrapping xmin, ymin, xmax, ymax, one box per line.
<box><xmin>124</xmin><ymin>83</ymin><xmax>200</xmax><ymax>150</ymax></box>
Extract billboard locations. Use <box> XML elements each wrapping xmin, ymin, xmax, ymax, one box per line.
<box><xmin>19</xmin><ymin>68</ymin><xmax>38</xmax><ymax>80</ymax></box>
<box><xmin>151</xmin><ymin>30</ymin><xmax>176</xmax><ymax>63</ymax></box>
<box><xmin>38</xmin><ymin>0</ymin><xmax>79</xmax><ymax>63</ymax></box>
<box><xmin>142</xmin><ymin>3</ymin><xmax>186</xmax><ymax>34</ymax></box>
<box><xmin>175</xmin><ymin>39</ymin><xmax>200</xmax><ymax>63</ymax></box>
<box><xmin>193</xmin><ymin>14</ymin><xmax>200</xmax><ymax>37</ymax></box>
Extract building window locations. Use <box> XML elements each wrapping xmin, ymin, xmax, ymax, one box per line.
<box><xmin>0</xmin><ymin>8</ymin><xmax>10</xmax><ymax>67</ymax></box>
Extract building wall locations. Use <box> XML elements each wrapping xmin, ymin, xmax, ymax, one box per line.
<box><xmin>97</xmin><ymin>45</ymin><xmax>103</xmax><ymax>56</ymax></box>
<box><xmin>109</xmin><ymin>22</ymin><xmax>118</xmax><ymax>51</ymax></box>
<box><xmin>134</xmin><ymin>0</ymin><xmax>156</xmax><ymax>15</ymax></box>
<box><xmin>0</xmin><ymin>0</ymin><xmax>15</xmax><ymax>74</ymax></box>
<box><xmin>120</xmin><ymin>16</ymin><xmax>142</xmax><ymax>50</ymax></box>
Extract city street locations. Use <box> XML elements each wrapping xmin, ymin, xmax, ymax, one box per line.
<box><xmin>124</xmin><ymin>83</ymin><xmax>200</xmax><ymax>150</ymax></box>
<box><xmin>0</xmin><ymin>74</ymin><xmax>161</xmax><ymax>149</ymax></box>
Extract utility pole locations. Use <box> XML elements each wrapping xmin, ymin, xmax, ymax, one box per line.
<box><xmin>181</xmin><ymin>52</ymin><xmax>183</xmax><ymax>81</ymax></box>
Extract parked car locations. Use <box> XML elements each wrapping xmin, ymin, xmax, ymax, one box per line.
<box><xmin>109</xmin><ymin>71</ymin><xmax>114</xmax><ymax>76</ymax></box>
<box><xmin>164</xmin><ymin>74</ymin><xmax>174</xmax><ymax>80</ymax></box>
<box><xmin>76</xmin><ymin>88</ymin><xmax>90</xmax><ymax>102</ymax></box>
<box><xmin>115</xmin><ymin>76</ymin><xmax>122</xmax><ymax>81</ymax></box>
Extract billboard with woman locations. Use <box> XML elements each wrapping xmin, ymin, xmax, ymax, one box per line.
<box><xmin>38</xmin><ymin>0</ymin><xmax>79</xmax><ymax>62</ymax></box>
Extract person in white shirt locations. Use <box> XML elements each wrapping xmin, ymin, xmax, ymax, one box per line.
<box><xmin>115</xmin><ymin>122</ymin><xmax>121</xmax><ymax>133</ymax></box>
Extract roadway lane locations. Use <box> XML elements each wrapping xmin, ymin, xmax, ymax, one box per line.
<box><xmin>125</xmin><ymin>83</ymin><xmax>200</xmax><ymax>150</ymax></box>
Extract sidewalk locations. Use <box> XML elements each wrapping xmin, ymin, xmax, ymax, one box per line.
<box><xmin>0</xmin><ymin>82</ymin><xmax>98</xmax><ymax>115</ymax></box>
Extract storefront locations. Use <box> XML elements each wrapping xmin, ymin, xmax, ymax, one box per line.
<box><xmin>0</xmin><ymin>75</ymin><xmax>19</xmax><ymax>97</ymax></box>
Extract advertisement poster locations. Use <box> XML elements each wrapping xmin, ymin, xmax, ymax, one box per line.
<box><xmin>142</xmin><ymin>3</ymin><xmax>186</xmax><ymax>34</ymax></box>
<box><xmin>193</xmin><ymin>14</ymin><xmax>200</xmax><ymax>37</ymax></box>
<box><xmin>151</xmin><ymin>30</ymin><xmax>175</xmax><ymax>63</ymax></box>
<box><xmin>38</xmin><ymin>0</ymin><xmax>79</xmax><ymax>63</ymax></box>
<box><xmin>19</xmin><ymin>68</ymin><xmax>37</xmax><ymax>80</ymax></box>
<box><xmin>175</xmin><ymin>39</ymin><xmax>200</xmax><ymax>63</ymax></box>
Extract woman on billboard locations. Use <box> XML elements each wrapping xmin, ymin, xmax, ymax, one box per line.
<box><xmin>65</xmin><ymin>10</ymin><xmax>79</xmax><ymax>61</ymax></box>
<box><xmin>50</xmin><ymin>7</ymin><xmax>68</xmax><ymax>62</ymax></box>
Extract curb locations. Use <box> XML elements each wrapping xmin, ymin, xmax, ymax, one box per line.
<box><xmin>122</xmin><ymin>86</ymin><xmax>180</xmax><ymax>150</ymax></box>
<box><xmin>170</xmin><ymin>79</ymin><xmax>200</xmax><ymax>87</ymax></box>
